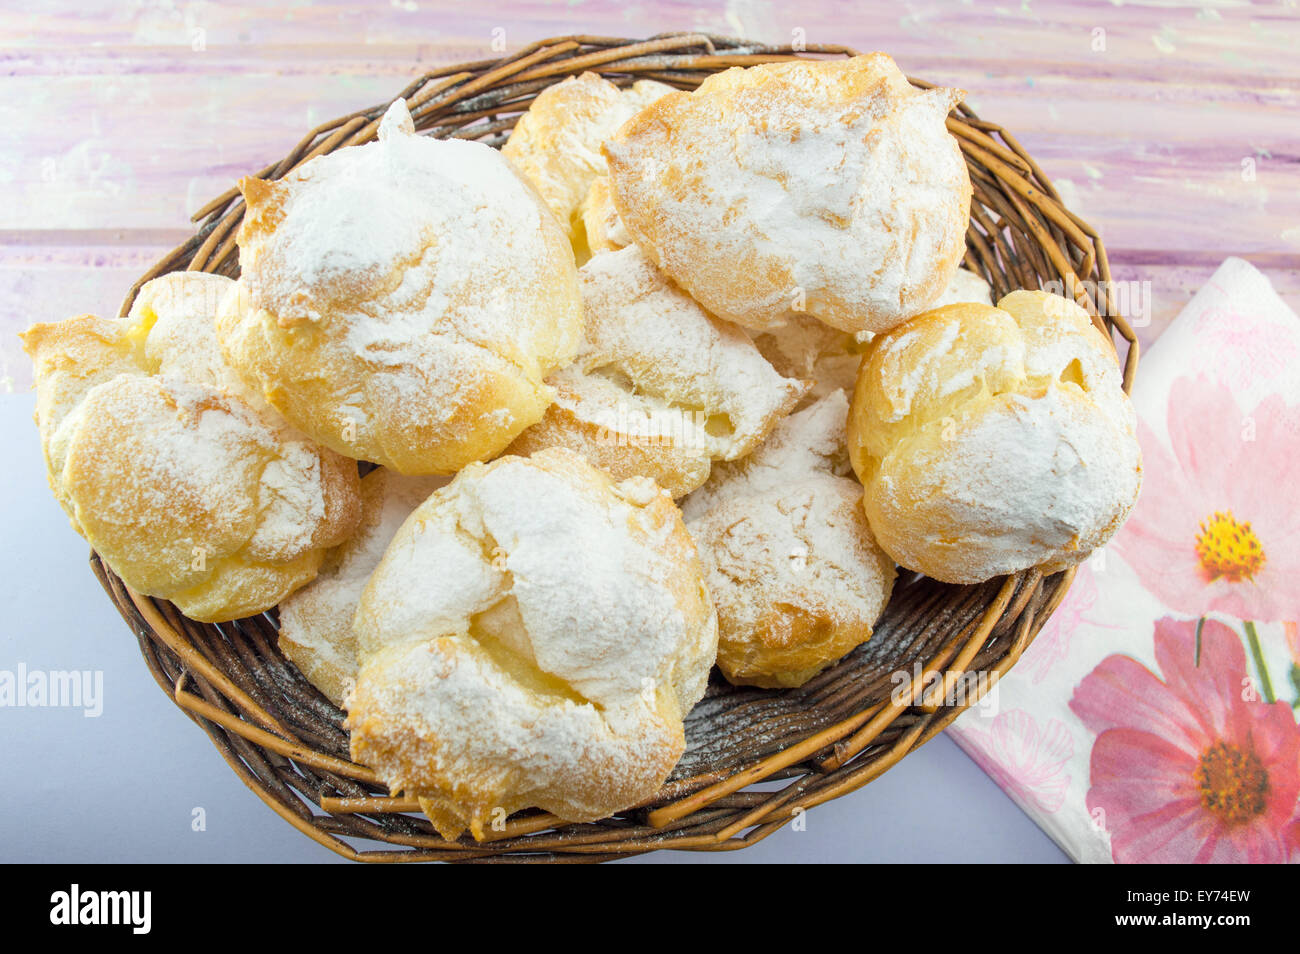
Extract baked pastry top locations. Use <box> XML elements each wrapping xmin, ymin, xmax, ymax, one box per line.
<box><xmin>279</xmin><ymin>467</ymin><xmax>445</xmax><ymax>707</ymax></box>
<box><xmin>502</xmin><ymin>72</ymin><xmax>674</xmax><ymax>253</ymax></box>
<box><xmin>21</xmin><ymin>272</ymin><xmax>361</xmax><ymax>622</ymax></box>
<box><xmin>507</xmin><ymin>244</ymin><xmax>806</xmax><ymax>497</ymax></box>
<box><xmin>347</xmin><ymin>447</ymin><xmax>717</xmax><ymax>839</ymax></box>
<box><xmin>579</xmin><ymin>174</ymin><xmax>630</xmax><ymax>256</ymax></box>
<box><xmin>932</xmin><ymin>266</ymin><xmax>993</xmax><ymax>309</ymax></box>
<box><xmin>848</xmin><ymin>290</ymin><xmax>1143</xmax><ymax>584</ymax></box>
<box><xmin>752</xmin><ymin>316</ymin><xmax>863</xmax><ymax>408</ymax></box>
<box><xmin>604</xmin><ymin>54</ymin><xmax>971</xmax><ymax>334</ymax></box>
<box><xmin>216</xmin><ymin>99</ymin><xmax>583</xmax><ymax>475</ymax></box>
<box><xmin>683</xmin><ymin>391</ymin><xmax>896</xmax><ymax>687</ymax></box>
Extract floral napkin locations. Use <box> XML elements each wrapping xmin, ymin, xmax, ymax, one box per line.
<box><xmin>947</xmin><ymin>257</ymin><xmax>1300</xmax><ymax>864</ymax></box>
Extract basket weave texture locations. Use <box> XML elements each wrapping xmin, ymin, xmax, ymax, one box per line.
<box><xmin>97</xmin><ymin>33</ymin><xmax>1139</xmax><ymax>862</ymax></box>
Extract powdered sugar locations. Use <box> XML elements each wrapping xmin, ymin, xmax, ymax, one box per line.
<box><xmin>682</xmin><ymin>390</ymin><xmax>895</xmax><ymax>686</ymax></box>
<box><xmin>683</xmin><ymin>390</ymin><xmax>870</xmax><ymax>584</ymax></box>
<box><xmin>244</xmin><ymin>441</ymin><xmax>326</xmax><ymax>559</ymax></box>
<box><xmin>125</xmin><ymin>271</ymin><xmax>351</xmax><ymax>563</ymax></box>
<box><xmin>502</xmin><ymin>74</ymin><xmax>675</xmax><ymax>237</ymax></box>
<box><xmin>682</xmin><ymin>389</ymin><xmax>852</xmax><ymax>523</ymax></box>
<box><xmin>22</xmin><ymin>269</ymin><xmax>361</xmax><ymax>622</ymax></box>
<box><xmin>279</xmin><ymin>470</ymin><xmax>445</xmax><ymax>705</ymax></box>
<box><xmin>359</xmin><ymin>450</ymin><xmax>707</xmax><ymax>704</ymax></box>
<box><xmin>244</xmin><ymin>101</ymin><xmax>551</xmax><ymax>349</ymax></box>
<box><xmin>855</xmin><ymin>291</ymin><xmax>1143</xmax><ymax>583</ymax></box>
<box><xmin>883</xmin><ymin>318</ymin><xmax>963</xmax><ymax>421</ymax></box>
<box><xmin>219</xmin><ymin>99</ymin><xmax>583</xmax><ymax>474</ymax></box>
<box><xmin>347</xmin><ymin>448</ymin><xmax>716</xmax><ymax>835</ymax></box>
<box><xmin>869</xmin><ymin>386</ymin><xmax>1141</xmax><ymax>580</ymax></box>
<box><xmin>575</xmin><ymin>245</ymin><xmax>806</xmax><ymax>460</ymax></box>
<box><xmin>931</xmin><ymin>267</ymin><xmax>994</xmax><ymax>308</ymax></box>
<box><xmin>97</xmin><ymin>373</ymin><xmax>276</xmax><ymax>526</ymax></box>
<box><xmin>605</xmin><ymin>55</ymin><xmax>970</xmax><ymax>333</ymax></box>
<box><xmin>694</xmin><ymin>475</ymin><xmax>889</xmax><ymax>633</ymax></box>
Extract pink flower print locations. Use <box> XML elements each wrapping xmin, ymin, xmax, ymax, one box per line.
<box><xmin>1113</xmin><ymin>376</ymin><xmax>1300</xmax><ymax>622</ymax></box>
<box><xmin>1019</xmin><ymin>562</ymin><xmax>1121</xmax><ymax>683</ymax></box>
<box><xmin>959</xmin><ymin>709</ymin><xmax>1074</xmax><ymax>814</ymax></box>
<box><xmin>1070</xmin><ymin>617</ymin><xmax>1300</xmax><ymax>863</ymax></box>
<box><xmin>1194</xmin><ymin>307</ymin><xmax>1300</xmax><ymax>385</ymax></box>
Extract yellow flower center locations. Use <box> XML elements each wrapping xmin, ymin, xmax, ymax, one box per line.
<box><xmin>1196</xmin><ymin>740</ymin><xmax>1268</xmax><ymax>827</ymax></box>
<box><xmin>1195</xmin><ymin>510</ymin><xmax>1265</xmax><ymax>583</ymax></box>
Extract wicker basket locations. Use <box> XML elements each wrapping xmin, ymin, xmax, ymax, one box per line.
<box><xmin>96</xmin><ymin>33</ymin><xmax>1139</xmax><ymax>862</ymax></box>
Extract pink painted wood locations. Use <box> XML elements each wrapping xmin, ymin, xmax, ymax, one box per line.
<box><xmin>2</xmin><ymin>0</ymin><xmax>1298</xmax><ymax>392</ymax></box>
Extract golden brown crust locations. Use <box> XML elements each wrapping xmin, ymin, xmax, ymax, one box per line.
<box><xmin>605</xmin><ymin>54</ymin><xmax>971</xmax><ymax>334</ymax></box>
<box><xmin>848</xmin><ymin>291</ymin><xmax>1142</xmax><ymax>584</ymax></box>
<box><xmin>502</xmin><ymin>73</ymin><xmax>674</xmax><ymax>250</ymax></box>
<box><xmin>346</xmin><ymin>448</ymin><xmax>717</xmax><ymax>840</ymax></box>
<box><xmin>683</xmin><ymin>392</ymin><xmax>895</xmax><ymax>688</ymax></box>
<box><xmin>21</xmin><ymin>315</ymin><xmax>143</xmax><ymax>523</ymax></box>
<box><xmin>505</xmin><ymin>245</ymin><xmax>806</xmax><ymax>498</ymax></box>
<box><xmin>579</xmin><ymin>175</ymin><xmax>629</xmax><ymax>255</ymax></box>
<box><xmin>751</xmin><ymin>315</ymin><xmax>864</xmax><ymax>408</ymax></box>
<box><xmin>216</xmin><ymin>101</ymin><xmax>583</xmax><ymax>475</ymax></box>
<box><xmin>21</xmin><ymin>273</ymin><xmax>361</xmax><ymax>623</ymax></box>
<box><xmin>692</xmin><ymin>479</ymin><xmax>895</xmax><ymax>688</ymax></box>
<box><xmin>279</xmin><ymin>468</ymin><xmax>447</xmax><ymax>706</ymax></box>
<box><xmin>506</xmin><ymin>370</ymin><xmax>714</xmax><ymax>498</ymax></box>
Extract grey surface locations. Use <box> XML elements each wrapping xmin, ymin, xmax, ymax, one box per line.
<box><xmin>0</xmin><ymin>395</ymin><xmax>1068</xmax><ymax>863</ymax></box>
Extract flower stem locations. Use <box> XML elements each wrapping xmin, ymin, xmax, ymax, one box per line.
<box><xmin>1243</xmin><ymin>621</ymin><xmax>1276</xmax><ymax>704</ymax></box>
<box><xmin>1195</xmin><ymin>617</ymin><xmax>1205</xmax><ymax>666</ymax></box>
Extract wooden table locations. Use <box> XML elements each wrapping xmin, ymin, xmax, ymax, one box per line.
<box><xmin>3</xmin><ymin>0</ymin><xmax>1298</xmax><ymax>396</ymax></box>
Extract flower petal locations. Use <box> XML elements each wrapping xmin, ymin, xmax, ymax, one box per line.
<box><xmin>1165</xmin><ymin>377</ymin><xmax>1247</xmax><ymax>506</ymax></box>
<box><xmin>1089</xmin><ymin>727</ymin><xmax>1200</xmax><ymax>814</ymax></box>
<box><xmin>1244</xmin><ymin>701</ymin><xmax>1300</xmax><ymax>828</ymax></box>
<box><xmin>1070</xmin><ymin>654</ymin><xmax>1205</xmax><ymax>756</ymax></box>
<box><xmin>1152</xmin><ymin>617</ymin><xmax>1247</xmax><ymax>742</ymax></box>
<box><xmin>1103</xmin><ymin>796</ymin><xmax>1214</xmax><ymax>864</ymax></box>
<box><xmin>1112</xmin><ymin>418</ymin><xmax>1214</xmax><ymax>615</ymax></box>
<box><xmin>1086</xmin><ymin>726</ymin><xmax>1215</xmax><ymax>864</ymax></box>
<box><xmin>1195</xmin><ymin>820</ymin><xmax>1285</xmax><ymax>865</ymax></box>
<box><xmin>1232</xmin><ymin>393</ymin><xmax>1300</xmax><ymax>533</ymax></box>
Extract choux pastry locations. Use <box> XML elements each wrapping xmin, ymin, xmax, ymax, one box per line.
<box><xmin>507</xmin><ymin>245</ymin><xmax>806</xmax><ymax>497</ymax></box>
<box><xmin>848</xmin><ymin>290</ymin><xmax>1142</xmax><ymax>584</ymax></box>
<box><xmin>20</xmin><ymin>46</ymin><xmax>1160</xmax><ymax>847</ymax></box>
<box><xmin>348</xmin><ymin>447</ymin><xmax>717</xmax><ymax>839</ymax></box>
<box><xmin>579</xmin><ymin>174</ymin><xmax>630</xmax><ymax>256</ymax></box>
<box><xmin>604</xmin><ymin>54</ymin><xmax>971</xmax><ymax>334</ymax></box>
<box><xmin>683</xmin><ymin>391</ymin><xmax>896</xmax><ymax>688</ymax></box>
<box><xmin>216</xmin><ymin>100</ymin><xmax>583</xmax><ymax>475</ymax></box>
<box><xmin>502</xmin><ymin>72</ymin><xmax>674</xmax><ymax>252</ymax></box>
<box><xmin>933</xmin><ymin>266</ymin><xmax>994</xmax><ymax>308</ymax></box>
<box><xmin>21</xmin><ymin>272</ymin><xmax>361</xmax><ymax>622</ymax></box>
<box><xmin>278</xmin><ymin>467</ymin><xmax>445</xmax><ymax>707</ymax></box>
<box><xmin>752</xmin><ymin>316</ymin><xmax>863</xmax><ymax>408</ymax></box>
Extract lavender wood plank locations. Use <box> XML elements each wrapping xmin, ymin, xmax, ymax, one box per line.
<box><xmin>5</xmin><ymin>70</ymin><xmax>1297</xmax><ymax>250</ymax></box>
<box><xmin>3</xmin><ymin>0</ymin><xmax>1297</xmax><ymax>391</ymax></box>
<box><xmin>0</xmin><ymin>238</ymin><xmax>178</xmax><ymax>392</ymax></box>
<box><xmin>4</xmin><ymin>0</ymin><xmax>1297</xmax><ymax>76</ymax></box>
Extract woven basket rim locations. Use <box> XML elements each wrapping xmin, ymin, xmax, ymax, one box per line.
<box><xmin>94</xmin><ymin>32</ymin><xmax>1138</xmax><ymax>863</ymax></box>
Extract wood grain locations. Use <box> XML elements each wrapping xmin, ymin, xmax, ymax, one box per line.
<box><xmin>3</xmin><ymin>0</ymin><xmax>1298</xmax><ymax>390</ymax></box>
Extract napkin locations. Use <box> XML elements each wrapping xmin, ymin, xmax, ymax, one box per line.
<box><xmin>947</xmin><ymin>257</ymin><xmax>1300</xmax><ymax>864</ymax></box>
